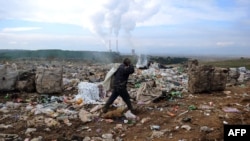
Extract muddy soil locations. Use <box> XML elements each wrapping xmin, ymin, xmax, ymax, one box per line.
<box><xmin>1</xmin><ymin>81</ymin><xmax>250</xmax><ymax>141</ymax></box>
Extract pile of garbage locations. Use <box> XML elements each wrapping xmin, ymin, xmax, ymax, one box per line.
<box><xmin>1</xmin><ymin>59</ymin><xmax>250</xmax><ymax>140</ymax></box>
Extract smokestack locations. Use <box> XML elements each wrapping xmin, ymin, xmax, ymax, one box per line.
<box><xmin>116</xmin><ymin>39</ymin><xmax>118</xmax><ymax>52</ymax></box>
<box><xmin>109</xmin><ymin>39</ymin><xmax>111</xmax><ymax>52</ymax></box>
<box><xmin>132</xmin><ymin>49</ymin><xmax>135</xmax><ymax>55</ymax></box>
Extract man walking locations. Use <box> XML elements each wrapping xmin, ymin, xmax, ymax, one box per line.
<box><xmin>103</xmin><ymin>58</ymin><xmax>134</xmax><ymax>113</ymax></box>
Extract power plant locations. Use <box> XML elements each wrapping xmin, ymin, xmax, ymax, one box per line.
<box><xmin>108</xmin><ymin>39</ymin><xmax>119</xmax><ymax>53</ymax></box>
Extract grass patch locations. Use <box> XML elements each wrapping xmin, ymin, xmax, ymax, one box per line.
<box><xmin>200</xmin><ymin>58</ymin><xmax>250</xmax><ymax>69</ymax></box>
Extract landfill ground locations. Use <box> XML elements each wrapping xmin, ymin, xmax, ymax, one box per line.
<box><xmin>0</xmin><ymin>62</ymin><xmax>250</xmax><ymax>141</ymax></box>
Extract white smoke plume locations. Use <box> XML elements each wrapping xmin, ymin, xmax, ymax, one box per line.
<box><xmin>88</xmin><ymin>0</ymin><xmax>161</xmax><ymax>51</ymax></box>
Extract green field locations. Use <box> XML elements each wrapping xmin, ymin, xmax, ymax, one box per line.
<box><xmin>200</xmin><ymin>58</ymin><xmax>250</xmax><ymax>70</ymax></box>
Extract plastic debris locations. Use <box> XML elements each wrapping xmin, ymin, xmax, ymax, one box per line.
<box><xmin>75</xmin><ymin>82</ymin><xmax>104</xmax><ymax>104</ymax></box>
<box><xmin>79</xmin><ymin>109</ymin><xmax>92</xmax><ymax>123</ymax></box>
<box><xmin>181</xmin><ymin>125</ymin><xmax>191</xmax><ymax>131</ymax></box>
<box><xmin>124</xmin><ymin>110</ymin><xmax>136</xmax><ymax>119</ymax></box>
<box><xmin>151</xmin><ymin>131</ymin><xmax>164</xmax><ymax>138</ymax></box>
<box><xmin>140</xmin><ymin>117</ymin><xmax>151</xmax><ymax>124</ymax></box>
<box><xmin>150</xmin><ymin>125</ymin><xmax>160</xmax><ymax>130</ymax></box>
<box><xmin>188</xmin><ymin>105</ymin><xmax>197</xmax><ymax>110</ymax></box>
<box><xmin>222</xmin><ymin>107</ymin><xmax>241</xmax><ymax>113</ymax></box>
<box><xmin>200</xmin><ymin>126</ymin><xmax>214</xmax><ymax>133</ymax></box>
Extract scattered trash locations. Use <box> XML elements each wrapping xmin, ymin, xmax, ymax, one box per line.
<box><xmin>223</xmin><ymin>91</ymin><xmax>231</xmax><ymax>95</ymax></box>
<box><xmin>140</xmin><ymin>117</ymin><xmax>151</xmax><ymax>124</ymax></box>
<box><xmin>0</xmin><ymin>61</ymin><xmax>249</xmax><ymax>140</ymax></box>
<box><xmin>79</xmin><ymin>109</ymin><xmax>92</xmax><ymax>123</ymax></box>
<box><xmin>30</xmin><ymin>136</ymin><xmax>43</xmax><ymax>141</ymax></box>
<box><xmin>0</xmin><ymin>133</ymin><xmax>19</xmax><ymax>140</ymax></box>
<box><xmin>151</xmin><ymin>131</ymin><xmax>165</xmax><ymax>138</ymax></box>
<box><xmin>223</xmin><ymin>121</ymin><xmax>228</xmax><ymax>124</ymax></box>
<box><xmin>124</xmin><ymin>110</ymin><xmax>136</xmax><ymax>119</ymax></box>
<box><xmin>222</xmin><ymin>107</ymin><xmax>241</xmax><ymax>113</ymax></box>
<box><xmin>200</xmin><ymin>126</ymin><xmax>214</xmax><ymax>133</ymax></box>
<box><xmin>77</xmin><ymin>126</ymin><xmax>90</xmax><ymax>132</ymax></box>
<box><xmin>188</xmin><ymin>105</ymin><xmax>197</xmax><ymax>110</ymax></box>
<box><xmin>150</xmin><ymin>125</ymin><xmax>160</xmax><ymax>130</ymax></box>
<box><xmin>167</xmin><ymin>111</ymin><xmax>176</xmax><ymax>117</ymax></box>
<box><xmin>199</xmin><ymin>105</ymin><xmax>214</xmax><ymax>110</ymax></box>
<box><xmin>76</xmin><ymin>82</ymin><xmax>104</xmax><ymax>104</ymax></box>
<box><xmin>170</xmin><ymin>91</ymin><xmax>182</xmax><ymax>98</ymax></box>
<box><xmin>105</xmin><ymin>119</ymin><xmax>114</xmax><ymax>123</ymax></box>
<box><xmin>181</xmin><ymin>125</ymin><xmax>191</xmax><ymax>131</ymax></box>
<box><xmin>178</xmin><ymin>110</ymin><xmax>189</xmax><ymax>117</ymax></box>
<box><xmin>102</xmin><ymin>133</ymin><xmax>113</xmax><ymax>139</ymax></box>
<box><xmin>25</xmin><ymin>128</ymin><xmax>37</xmax><ymax>135</ymax></box>
<box><xmin>4</xmin><ymin>94</ymin><xmax>9</xmax><ymax>99</ymax></box>
<box><xmin>182</xmin><ymin>117</ymin><xmax>192</xmax><ymax>122</ymax></box>
<box><xmin>0</xmin><ymin>124</ymin><xmax>13</xmax><ymax>129</ymax></box>
<box><xmin>103</xmin><ymin>107</ymin><xmax>125</xmax><ymax>119</ymax></box>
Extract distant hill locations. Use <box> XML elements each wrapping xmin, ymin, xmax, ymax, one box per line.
<box><xmin>0</xmin><ymin>49</ymin><xmax>189</xmax><ymax>65</ymax></box>
<box><xmin>0</xmin><ymin>49</ymin><xmax>121</xmax><ymax>63</ymax></box>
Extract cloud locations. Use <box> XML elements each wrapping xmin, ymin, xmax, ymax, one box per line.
<box><xmin>0</xmin><ymin>32</ymin><xmax>104</xmax><ymax>50</ymax></box>
<box><xmin>8</xmin><ymin>41</ymin><xmax>17</xmax><ymax>44</ymax></box>
<box><xmin>2</xmin><ymin>27</ymin><xmax>41</xmax><ymax>32</ymax></box>
<box><xmin>0</xmin><ymin>0</ymin><xmax>249</xmax><ymax>56</ymax></box>
<box><xmin>216</xmin><ymin>41</ymin><xmax>235</xmax><ymax>47</ymax></box>
<box><xmin>0</xmin><ymin>0</ymin><xmax>249</xmax><ymax>28</ymax></box>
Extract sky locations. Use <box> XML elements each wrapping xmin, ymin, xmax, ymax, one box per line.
<box><xmin>0</xmin><ymin>0</ymin><xmax>250</xmax><ymax>57</ymax></box>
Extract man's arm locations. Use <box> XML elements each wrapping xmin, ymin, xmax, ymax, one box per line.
<box><xmin>124</xmin><ymin>65</ymin><xmax>134</xmax><ymax>75</ymax></box>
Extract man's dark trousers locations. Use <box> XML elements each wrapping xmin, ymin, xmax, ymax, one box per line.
<box><xmin>104</xmin><ymin>86</ymin><xmax>133</xmax><ymax>111</ymax></box>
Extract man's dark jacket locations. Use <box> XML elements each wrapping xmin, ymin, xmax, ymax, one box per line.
<box><xmin>114</xmin><ymin>64</ymin><xmax>134</xmax><ymax>87</ymax></box>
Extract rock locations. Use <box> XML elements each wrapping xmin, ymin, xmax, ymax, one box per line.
<box><xmin>79</xmin><ymin>109</ymin><xmax>92</xmax><ymax>123</ymax></box>
<box><xmin>102</xmin><ymin>133</ymin><xmax>113</xmax><ymax>139</ymax></box>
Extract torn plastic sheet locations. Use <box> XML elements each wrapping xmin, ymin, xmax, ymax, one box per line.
<box><xmin>222</xmin><ymin>107</ymin><xmax>241</xmax><ymax>113</ymax></box>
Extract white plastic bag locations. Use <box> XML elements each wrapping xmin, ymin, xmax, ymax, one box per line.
<box><xmin>124</xmin><ymin>110</ymin><xmax>136</xmax><ymax>119</ymax></box>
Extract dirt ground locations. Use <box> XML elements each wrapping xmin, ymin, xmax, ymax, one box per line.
<box><xmin>1</xmin><ymin>79</ymin><xmax>250</xmax><ymax>141</ymax></box>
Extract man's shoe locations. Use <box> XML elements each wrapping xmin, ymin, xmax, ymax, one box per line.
<box><xmin>102</xmin><ymin>107</ymin><xmax>108</xmax><ymax>113</ymax></box>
